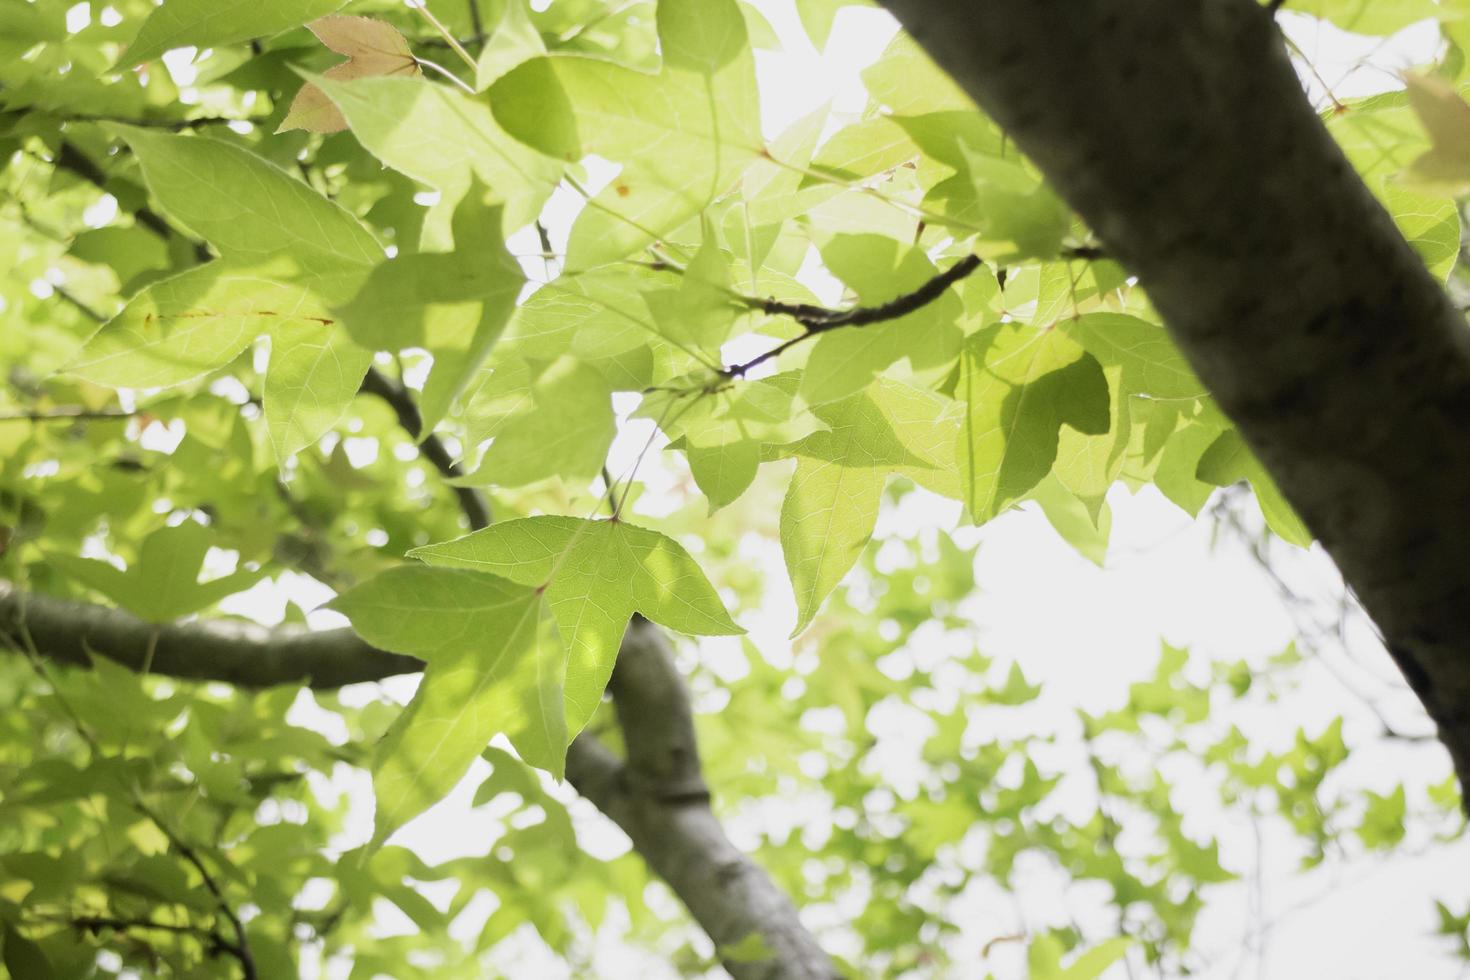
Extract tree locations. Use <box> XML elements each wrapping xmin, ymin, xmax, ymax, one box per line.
<box><xmin>1</xmin><ymin>0</ymin><xmax>1468</xmax><ymax>976</ymax></box>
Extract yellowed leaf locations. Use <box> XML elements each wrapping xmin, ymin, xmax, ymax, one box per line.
<box><xmin>1404</xmin><ymin>73</ymin><xmax>1470</xmax><ymax>190</ymax></box>
<box><xmin>277</xmin><ymin>15</ymin><xmax>421</xmax><ymax>134</ymax></box>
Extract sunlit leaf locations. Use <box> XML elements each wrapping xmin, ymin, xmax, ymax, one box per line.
<box><xmin>411</xmin><ymin>517</ymin><xmax>742</xmax><ymax>736</ymax></box>
<box><xmin>278</xmin><ymin>16</ymin><xmax>422</xmax><ymax>135</ymax></box>
<box><xmin>331</xmin><ymin>566</ymin><xmax>567</xmax><ymax>842</ymax></box>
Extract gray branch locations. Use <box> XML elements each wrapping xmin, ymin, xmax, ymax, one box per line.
<box><xmin>877</xmin><ymin>0</ymin><xmax>1470</xmax><ymax>790</ymax></box>
<box><xmin>0</xmin><ymin>583</ymin><xmax>836</xmax><ymax>979</ymax></box>
<box><xmin>570</xmin><ymin>618</ymin><xmax>840</xmax><ymax>979</ymax></box>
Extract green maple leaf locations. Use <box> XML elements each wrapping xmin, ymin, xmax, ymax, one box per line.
<box><xmin>457</xmin><ymin>356</ymin><xmax>617</xmax><ymax>489</ymax></box>
<box><xmin>507</xmin><ymin>266</ymin><xmax>677</xmax><ymax>365</ymax></box>
<box><xmin>642</xmin><ymin>373</ymin><xmax>815</xmax><ymax>512</ymax></box>
<box><xmin>488</xmin><ymin>0</ymin><xmax>762</xmax><ymax>269</ymax></box>
<box><xmin>958</xmin><ymin>323</ymin><xmax>1111</xmax><ymax>523</ymax></box>
<box><xmin>800</xmin><ymin>235</ymin><xmax>966</xmax><ymax>405</ymax></box>
<box><xmin>473</xmin><ymin>0</ymin><xmax>546</xmax><ymax>91</ymax></box>
<box><xmin>1047</xmin><ymin>313</ymin><xmax>1206</xmax><ymax>518</ymax></box>
<box><xmin>117</xmin><ymin>0</ymin><xmax>348</xmax><ymax>68</ymax></box>
<box><xmin>309</xmin><ymin>71</ymin><xmax>562</xmax><ymax>236</ymax></box>
<box><xmin>895</xmin><ymin>111</ymin><xmax>1070</xmax><ymax>259</ymax></box>
<box><xmin>68</xmin><ymin>128</ymin><xmax>381</xmax><ymax>460</ymax></box>
<box><xmin>411</xmin><ymin>516</ymin><xmax>742</xmax><ymax>737</ymax></box>
<box><xmin>329</xmin><ymin>566</ymin><xmax>566</xmax><ymax>845</ymax></box>
<box><xmin>862</xmin><ymin>32</ymin><xmax>972</xmax><ymax>117</ymax></box>
<box><xmin>337</xmin><ymin>182</ymin><xmax>524</xmax><ymax>433</ymax></box>
<box><xmin>1195</xmin><ymin>429</ymin><xmax>1312</xmax><ymax>546</ymax></box>
<box><xmin>773</xmin><ymin>379</ymin><xmax>963</xmax><ymax>634</ymax></box>
<box><xmin>46</xmin><ymin>522</ymin><xmax>263</xmax><ymax>623</ymax></box>
<box><xmin>1028</xmin><ymin>473</ymin><xmax>1113</xmax><ymax>567</ymax></box>
<box><xmin>1060</xmin><ymin>313</ymin><xmax>1206</xmax><ymax>403</ymax></box>
<box><xmin>642</xmin><ymin>229</ymin><xmax>740</xmax><ymax>354</ymax></box>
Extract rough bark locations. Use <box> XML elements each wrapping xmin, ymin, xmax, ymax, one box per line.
<box><xmin>878</xmin><ymin>0</ymin><xmax>1470</xmax><ymax>788</ymax></box>
<box><xmin>0</xmin><ymin>585</ymin><xmax>837</xmax><ymax>980</ymax></box>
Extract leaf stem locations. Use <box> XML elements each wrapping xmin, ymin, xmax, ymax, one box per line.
<box><xmin>408</xmin><ymin>1</ymin><xmax>479</xmax><ymax>73</ymax></box>
<box><xmin>415</xmin><ymin>56</ymin><xmax>476</xmax><ymax>94</ymax></box>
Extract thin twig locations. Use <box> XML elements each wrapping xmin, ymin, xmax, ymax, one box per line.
<box><xmin>4</xmin><ymin>623</ymin><xmax>257</xmax><ymax>979</ymax></box>
<box><xmin>51</xmin><ymin>142</ymin><xmax>212</xmax><ymax>263</ymax></box>
<box><xmin>54</xmin><ymin>913</ymin><xmax>222</xmax><ymax>940</ymax></box>
<box><xmin>129</xmin><ymin>795</ymin><xmax>258</xmax><ymax>980</ymax></box>
<box><xmin>408</xmin><ymin>1</ymin><xmax>478</xmax><ymax>72</ymax></box>
<box><xmin>59</xmin><ymin>113</ymin><xmax>260</xmax><ymax>131</ymax></box>
<box><xmin>0</xmin><ymin>408</ymin><xmax>134</xmax><ymax>423</ymax></box>
<box><xmin>466</xmin><ymin>0</ymin><xmax>485</xmax><ymax>46</ymax></box>
<box><xmin>722</xmin><ymin>253</ymin><xmax>982</xmax><ymax>377</ymax></box>
<box><xmin>358</xmin><ymin>367</ymin><xmax>491</xmax><ymax>531</ymax></box>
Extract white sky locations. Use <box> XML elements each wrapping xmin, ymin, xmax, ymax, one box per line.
<box><xmin>200</xmin><ymin>3</ymin><xmax>1470</xmax><ymax>977</ymax></box>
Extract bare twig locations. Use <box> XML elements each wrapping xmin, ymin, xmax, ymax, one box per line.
<box><xmin>466</xmin><ymin>0</ymin><xmax>485</xmax><ymax>46</ymax></box>
<box><xmin>129</xmin><ymin>796</ymin><xmax>258</xmax><ymax>980</ymax></box>
<box><xmin>723</xmin><ymin>253</ymin><xmax>982</xmax><ymax>377</ymax></box>
<box><xmin>30</xmin><ymin>910</ymin><xmax>248</xmax><ymax>966</ymax></box>
<box><xmin>60</xmin><ymin>113</ymin><xmax>260</xmax><ymax>131</ymax></box>
<box><xmin>0</xmin><ymin>408</ymin><xmax>134</xmax><ymax>423</ymax></box>
<box><xmin>51</xmin><ymin>142</ymin><xmax>212</xmax><ymax>263</ymax></box>
<box><xmin>358</xmin><ymin>367</ymin><xmax>491</xmax><ymax>531</ymax></box>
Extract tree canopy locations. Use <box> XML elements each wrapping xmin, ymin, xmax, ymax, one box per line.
<box><xmin>2</xmin><ymin>0</ymin><xmax>1470</xmax><ymax>977</ymax></box>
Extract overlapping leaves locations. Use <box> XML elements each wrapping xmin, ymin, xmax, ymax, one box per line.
<box><xmin>411</xmin><ymin>517</ymin><xmax>742</xmax><ymax>735</ymax></box>
<box><xmin>68</xmin><ymin>127</ymin><xmax>381</xmax><ymax>460</ymax></box>
<box><xmin>488</xmin><ymin>0</ymin><xmax>762</xmax><ymax>268</ymax></box>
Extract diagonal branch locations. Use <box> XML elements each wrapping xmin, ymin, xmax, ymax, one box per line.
<box><xmin>874</xmin><ymin>0</ymin><xmax>1470</xmax><ymax>791</ymax></box>
<box><xmin>571</xmin><ymin>619</ymin><xmax>840</xmax><ymax>980</ymax></box>
<box><xmin>50</xmin><ymin>142</ymin><xmax>211</xmax><ymax>263</ymax></box>
<box><xmin>722</xmin><ymin>253</ymin><xmax>982</xmax><ymax>377</ymax></box>
<box><xmin>34</xmin><ymin>105</ymin><xmax>836</xmax><ymax>980</ymax></box>
<box><xmin>358</xmin><ymin>367</ymin><xmax>492</xmax><ymax>530</ymax></box>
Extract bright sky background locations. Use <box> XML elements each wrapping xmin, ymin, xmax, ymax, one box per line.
<box><xmin>182</xmin><ymin>3</ymin><xmax>1470</xmax><ymax>977</ymax></box>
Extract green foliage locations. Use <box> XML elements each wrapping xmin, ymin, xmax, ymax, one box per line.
<box><xmin>412</xmin><ymin>516</ymin><xmax>742</xmax><ymax>737</ymax></box>
<box><xmin>0</xmin><ymin>0</ymin><xmax>1464</xmax><ymax>975</ymax></box>
<box><xmin>119</xmin><ymin>0</ymin><xmax>348</xmax><ymax>69</ymax></box>
<box><xmin>331</xmin><ymin>565</ymin><xmax>565</xmax><ymax>839</ymax></box>
<box><xmin>45</xmin><ymin>520</ymin><xmax>262</xmax><ymax>622</ymax></box>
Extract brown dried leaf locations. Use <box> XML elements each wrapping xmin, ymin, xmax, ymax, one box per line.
<box><xmin>277</xmin><ymin>15</ymin><xmax>421</xmax><ymax>135</ymax></box>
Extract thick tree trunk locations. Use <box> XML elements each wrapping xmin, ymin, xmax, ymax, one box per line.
<box><xmin>877</xmin><ymin>0</ymin><xmax>1470</xmax><ymax>789</ymax></box>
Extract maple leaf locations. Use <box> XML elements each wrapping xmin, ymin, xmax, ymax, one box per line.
<box><xmin>1404</xmin><ymin>73</ymin><xmax>1470</xmax><ymax>190</ymax></box>
<box><xmin>278</xmin><ymin>16</ymin><xmax>421</xmax><ymax>134</ymax></box>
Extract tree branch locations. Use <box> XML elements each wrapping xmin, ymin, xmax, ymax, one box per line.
<box><xmin>571</xmin><ymin>619</ymin><xmax>840</xmax><ymax>979</ymax></box>
<box><xmin>0</xmin><ymin>581</ymin><xmax>421</xmax><ymax>688</ymax></box>
<box><xmin>0</xmin><ymin>585</ymin><xmax>837</xmax><ymax>978</ymax></box>
<box><xmin>50</xmin><ymin>142</ymin><xmax>211</xmax><ymax>263</ymax></box>
<box><xmin>724</xmin><ymin>253</ymin><xmax>982</xmax><ymax>377</ymax></box>
<box><xmin>876</xmin><ymin>0</ymin><xmax>1470</xmax><ymax>793</ymax></box>
<box><xmin>0</xmin><ymin>408</ymin><xmax>134</xmax><ymax>422</ymax></box>
<box><xmin>358</xmin><ymin>367</ymin><xmax>492</xmax><ymax>530</ymax></box>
